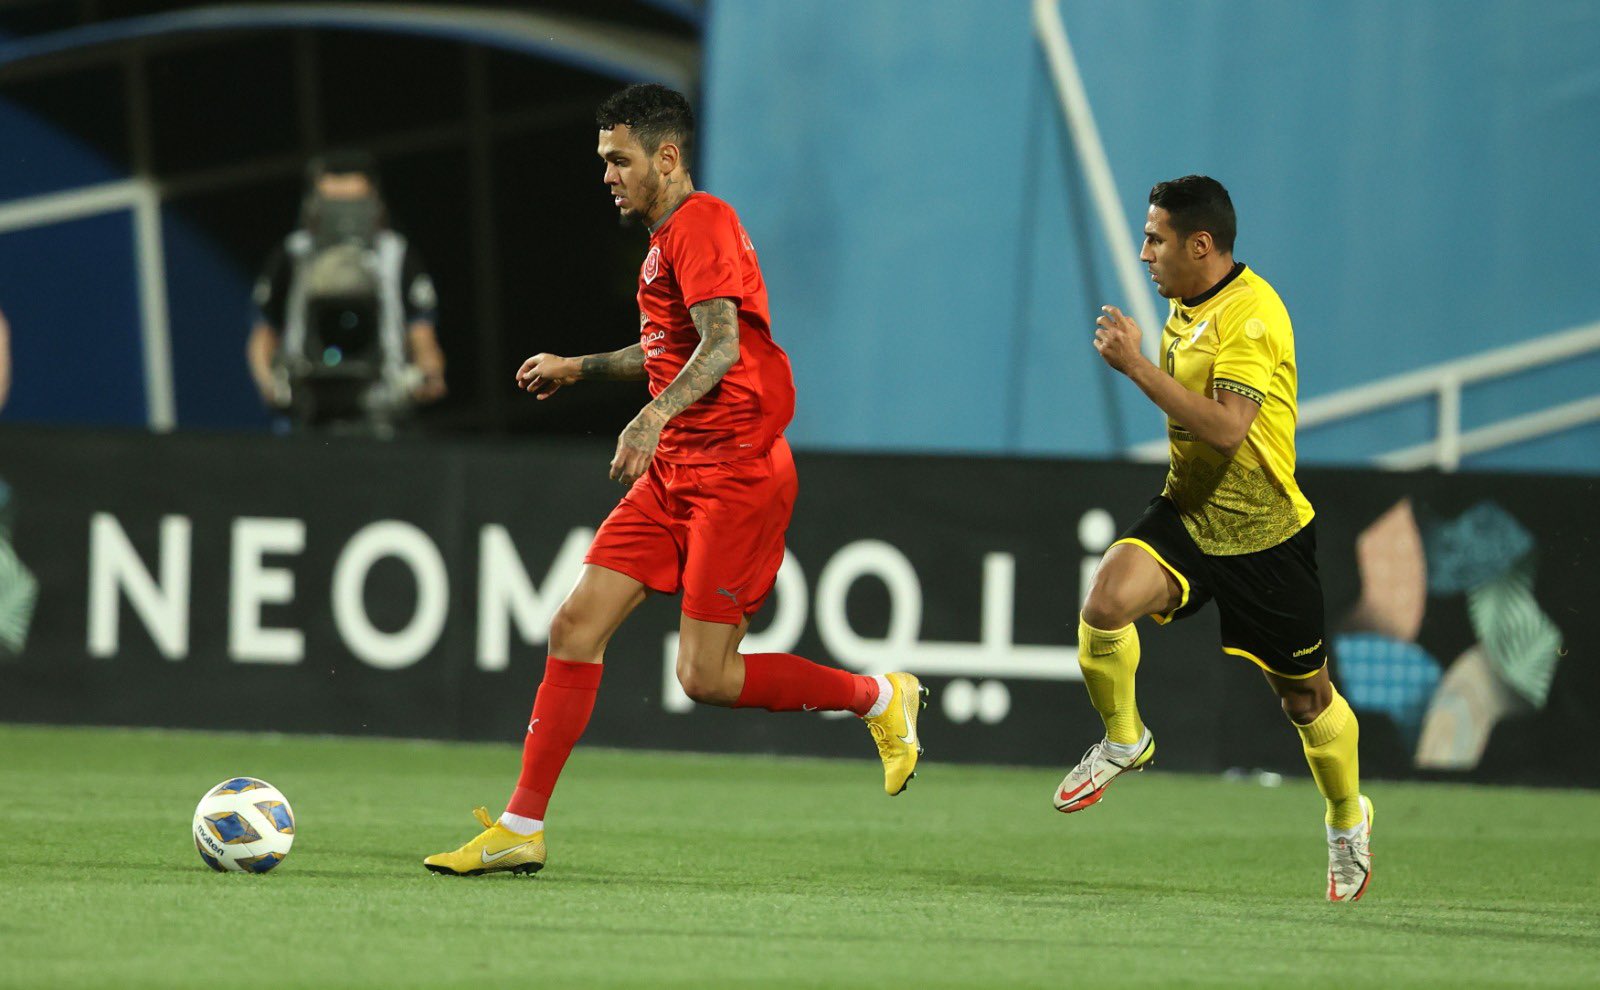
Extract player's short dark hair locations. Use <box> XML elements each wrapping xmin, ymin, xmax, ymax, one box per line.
<box><xmin>1149</xmin><ymin>175</ymin><xmax>1235</xmax><ymax>252</ymax></box>
<box><xmin>596</xmin><ymin>83</ymin><xmax>695</xmax><ymax>166</ymax></box>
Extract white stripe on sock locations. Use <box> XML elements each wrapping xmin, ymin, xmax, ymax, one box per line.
<box><xmin>499</xmin><ymin>812</ymin><xmax>543</xmax><ymax>835</ymax></box>
<box><xmin>1102</xmin><ymin>729</ymin><xmax>1149</xmax><ymax>763</ymax></box>
<box><xmin>864</xmin><ymin>675</ymin><xmax>894</xmax><ymax>718</ymax></box>
<box><xmin>1326</xmin><ymin>821</ymin><xmax>1363</xmax><ymax>842</ymax></box>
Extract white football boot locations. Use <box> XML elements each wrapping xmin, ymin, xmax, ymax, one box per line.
<box><xmin>1052</xmin><ymin>728</ymin><xmax>1155</xmax><ymax>813</ymax></box>
<box><xmin>1326</xmin><ymin>794</ymin><xmax>1375</xmax><ymax>902</ymax></box>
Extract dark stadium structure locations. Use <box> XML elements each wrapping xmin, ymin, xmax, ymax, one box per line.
<box><xmin>0</xmin><ymin>0</ymin><xmax>701</xmax><ymax>434</ymax></box>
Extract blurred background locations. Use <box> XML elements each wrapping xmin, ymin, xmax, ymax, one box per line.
<box><xmin>1</xmin><ymin>1</ymin><xmax>1596</xmax><ymax>785</ymax></box>
<box><xmin>3</xmin><ymin>0</ymin><xmax>1596</xmax><ymax>466</ymax></box>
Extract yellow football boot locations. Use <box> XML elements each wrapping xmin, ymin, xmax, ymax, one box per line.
<box><xmin>863</xmin><ymin>672</ymin><xmax>927</xmax><ymax>795</ymax></box>
<box><xmin>423</xmin><ymin>807</ymin><xmax>546</xmax><ymax>876</ymax></box>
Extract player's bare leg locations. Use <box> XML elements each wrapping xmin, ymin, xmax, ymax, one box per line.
<box><xmin>1082</xmin><ymin>543</ymin><xmax>1183</xmax><ymax>631</ymax></box>
<box><xmin>424</xmin><ymin>565</ymin><xmax>647</xmax><ymax>876</ymax></box>
<box><xmin>1266</xmin><ymin>666</ymin><xmax>1371</xmax><ymax>901</ymax></box>
<box><xmin>1054</xmin><ymin>544</ymin><xmax>1179</xmax><ymax>813</ymax></box>
<box><xmin>548</xmin><ymin>564</ymin><xmax>651</xmax><ymax>662</ymax></box>
<box><xmin>674</xmin><ymin>614</ymin><xmax>751</xmax><ymax>706</ymax></box>
<box><xmin>677</xmin><ymin>614</ymin><xmax>926</xmax><ymax>795</ymax></box>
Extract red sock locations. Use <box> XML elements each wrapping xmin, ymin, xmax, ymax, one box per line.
<box><xmin>505</xmin><ymin>657</ymin><xmax>603</xmax><ymax>821</ymax></box>
<box><xmin>736</xmin><ymin>653</ymin><xmax>879</xmax><ymax>715</ymax></box>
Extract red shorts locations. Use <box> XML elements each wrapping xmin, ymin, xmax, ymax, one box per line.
<box><xmin>585</xmin><ymin>437</ymin><xmax>797</xmax><ymax>624</ymax></box>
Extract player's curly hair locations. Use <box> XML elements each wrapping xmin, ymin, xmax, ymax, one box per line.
<box><xmin>1150</xmin><ymin>175</ymin><xmax>1236</xmax><ymax>252</ymax></box>
<box><xmin>596</xmin><ymin>83</ymin><xmax>695</xmax><ymax>166</ymax></box>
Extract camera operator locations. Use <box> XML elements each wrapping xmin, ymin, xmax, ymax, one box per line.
<box><xmin>247</xmin><ymin>152</ymin><xmax>445</xmax><ymax>434</ymax></box>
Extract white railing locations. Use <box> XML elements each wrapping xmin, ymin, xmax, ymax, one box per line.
<box><xmin>1327</xmin><ymin>321</ymin><xmax>1600</xmax><ymax>469</ymax></box>
<box><xmin>1032</xmin><ymin>0</ymin><xmax>1162</xmax><ymax>364</ymax></box>
<box><xmin>1029</xmin><ymin>2</ymin><xmax>1600</xmax><ymax>472</ymax></box>
<box><xmin>0</xmin><ymin>180</ymin><xmax>176</xmax><ymax>432</ymax></box>
<box><xmin>1129</xmin><ymin>320</ymin><xmax>1600</xmax><ymax>470</ymax></box>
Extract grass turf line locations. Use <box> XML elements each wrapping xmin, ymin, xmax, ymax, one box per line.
<box><xmin>0</xmin><ymin>724</ymin><xmax>1596</xmax><ymax>989</ymax></box>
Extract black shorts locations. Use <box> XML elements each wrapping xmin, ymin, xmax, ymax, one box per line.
<box><xmin>1113</xmin><ymin>496</ymin><xmax>1327</xmax><ymax>678</ymax></box>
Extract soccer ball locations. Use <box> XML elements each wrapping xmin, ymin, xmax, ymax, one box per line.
<box><xmin>192</xmin><ymin>777</ymin><xmax>296</xmax><ymax>873</ymax></box>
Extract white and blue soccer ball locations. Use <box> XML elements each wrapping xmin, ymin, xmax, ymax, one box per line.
<box><xmin>192</xmin><ymin>777</ymin><xmax>296</xmax><ymax>873</ymax></box>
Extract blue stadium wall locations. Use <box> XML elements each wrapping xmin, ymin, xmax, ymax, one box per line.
<box><xmin>699</xmin><ymin>0</ymin><xmax>1600</xmax><ymax>471</ymax></box>
<box><xmin>2</xmin><ymin>2</ymin><xmax>1598</xmax><ymax>471</ymax></box>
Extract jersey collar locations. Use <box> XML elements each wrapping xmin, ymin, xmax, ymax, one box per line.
<box><xmin>1180</xmin><ymin>261</ymin><xmax>1246</xmax><ymax>309</ymax></box>
<box><xmin>647</xmin><ymin>190</ymin><xmax>702</xmax><ymax>236</ymax></box>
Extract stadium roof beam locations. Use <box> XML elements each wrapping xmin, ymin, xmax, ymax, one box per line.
<box><xmin>0</xmin><ymin>3</ymin><xmax>698</xmax><ymax>89</ymax></box>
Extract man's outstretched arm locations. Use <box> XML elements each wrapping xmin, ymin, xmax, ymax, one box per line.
<box><xmin>581</xmin><ymin>344</ymin><xmax>648</xmax><ymax>382</ymax></box>
<box><xmin>516</xmin><ymin>342</ymin><xmax>647</xmax><ymax>399</ymax></box>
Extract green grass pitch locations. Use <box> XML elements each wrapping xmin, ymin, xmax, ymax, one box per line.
<box><xmin>1</xmin><ymin>724</ymin><xmax>1596</xmax><ymax>989</ymax></box>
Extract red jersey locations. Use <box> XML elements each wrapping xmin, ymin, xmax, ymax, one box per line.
<box><xmin>637</xmin><ymin>192</ymin><xmax>795</xmax><ymax>464</ymax></box>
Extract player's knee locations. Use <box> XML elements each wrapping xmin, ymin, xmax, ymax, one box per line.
<box><xmin>1278</xmin><ymin>687</ymin><xmax>1325</xmax><ymax>725</ymax></box>
<box><xmin>675</xmin><ymin>655</ymin><xmax>735</xmax><ymax>706</ymax></box>
<box><xmin>672</xmin><ymin>665</ymin><xmax>729</xmax><ymax>703</ymax></box>
<box><xmin>1081</xmin><ymin>581</ymin><xmax>1142</xmax><ymax>630</ymax></box>
<box><xmin>548</xmin><ymin>599</ymin><xmax>599</xmax><ymax>659</ymax></box>
<box><xmin>675</xmin><ymin>667</ymin><xmax>716</xmax><ymax>704</ymax></box>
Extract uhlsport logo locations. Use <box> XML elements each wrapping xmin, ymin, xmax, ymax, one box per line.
<box><xmin>642</xmin><ymin>245</ymin><xmax>662</xmax><ymax>284</ymax></box>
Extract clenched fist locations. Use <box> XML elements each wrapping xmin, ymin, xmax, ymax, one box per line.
<box><xmin>1093</xmin><ymin>305</ymin><xmax>1146</xmax><ymax>375</ymax></box>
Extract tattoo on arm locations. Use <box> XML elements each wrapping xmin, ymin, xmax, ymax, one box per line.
<box><xmin>644</xmin><ymin>297</ymin><xmax>740</xmax><ymax>423</ymax></box>
<box><xmin>579</xmin><ymin>343</ymin><xmax>647</xmax><ymax>381</ymax></box>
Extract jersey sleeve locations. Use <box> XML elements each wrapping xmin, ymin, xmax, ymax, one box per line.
<box><xmin>400</xmin><ymin>242</ymin><xmax>439</xmax><ymax>325</ymax></box>
<box><xmin>1210</xmin><ymin>294</ymin><xmax>1281</xmax><ymax>405</ymax></box>
<box><xmin>672</xmin><ymin>204</ymin><xmax>745</xmax><ymax>309</ymax></box>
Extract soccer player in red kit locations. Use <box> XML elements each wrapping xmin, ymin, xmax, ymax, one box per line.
<box><xmin>424</xmin><ymin>84</ymin><xmax>925</xmax><ymax>877</ymax></box>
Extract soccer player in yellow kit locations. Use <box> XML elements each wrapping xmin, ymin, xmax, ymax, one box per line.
<box><xmin>1057</xmin><ymin>176</ymin><xmax>1372</xmax><ymax>901</ymax></box>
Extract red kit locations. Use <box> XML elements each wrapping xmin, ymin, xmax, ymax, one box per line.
<box><xmin>586</xmin><ymin>192</ymin><xmax>799</xmax><ymax>623</ymax></box>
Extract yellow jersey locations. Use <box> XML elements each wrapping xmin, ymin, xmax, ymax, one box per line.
<box><xmin>1158</xmin><ymin>263</ymin><xmax>1314</xmax><ymax>555</ymax></box>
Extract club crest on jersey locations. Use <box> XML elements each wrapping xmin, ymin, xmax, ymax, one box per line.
<box><xmin>642</xmin><ymin>245</ymin><xmax>662</xmax><ymax>284</ymax></box>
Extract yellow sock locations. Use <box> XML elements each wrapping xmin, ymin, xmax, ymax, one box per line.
<box><xmin>1077</xmin><ymin>616</ymin><xmax>1144</xmax><ymax>745</ymax></box>
<box><xmin>1296</xmin><ymin>689</ymin><xmax>1363</xmax><ymax>829</ymax></box>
